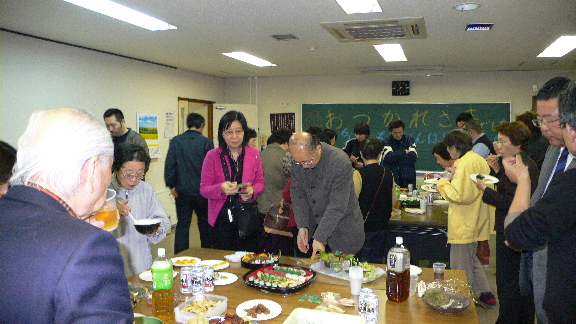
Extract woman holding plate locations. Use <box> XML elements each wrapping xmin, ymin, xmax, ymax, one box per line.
<box><xmin>436</xmin><ymin>129</ymin><xmax>496</xmax><ymax>305</ymax></box>
<box><xmin>473</xmin><ymin>121</ymin><xmax>539</xmax><ymax>323</ymax></box>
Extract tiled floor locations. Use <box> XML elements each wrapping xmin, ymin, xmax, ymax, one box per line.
<box><xmin>154</xmin><ymin>229</ymin><xmax>501</xmax><ymax>324</ymax></box>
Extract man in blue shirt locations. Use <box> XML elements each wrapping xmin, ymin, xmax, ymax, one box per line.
<box><xmin>381</xmin><ymin>120</ymin><xmax>417</xmax><ymax>188</ymax></box>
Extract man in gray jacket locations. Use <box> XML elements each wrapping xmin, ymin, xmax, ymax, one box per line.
<box><xmin>289</xmin><ymin>132</ymin><xmax>364</xmax><ymax>257</ymax></box>
<box><xmin>103</xmin><ymin>108</ymin><xmax>149</xmax><ymax>156</ymax></box>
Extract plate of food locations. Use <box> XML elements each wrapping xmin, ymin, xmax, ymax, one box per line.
<box><xmin>424</xmin><ymin>178</ymin><xmax>439</xmax><ymax>184</ymax></box>
<box><xmin>214</xmin><ymin>272</ymin><xmax>238</xmax><ymax>285</ymax></box>
<box><xmin>470</xmin><ymin>174</ymin><xmax>499</xmax><ymax>184</ymax></box>
<box><xmin>171</xmin><ymin>256</ymin><xmax>201</xmax><ymax>267</ymax></box>
<box><xmin>241</xmin><ymin>253</ymin><xmax>280</xmax><ymax>269</ymax></box>
<box><xmin>208</xmin><ymin>314</ymin><xmax>258</xmax><ymax>324</ymax></box>
<box><xmin>421</xmin><ymin>288</ymin><xmax>470</xmax><ymax>314</ymax></box>
<box><xmin>236</xmin><ymin>299</ymin><xmax>282</xmax><ymax>321</ymax></box>
<box><xmin>201</xmin><ymin>260</ymin><xmax>229</xmax><ymax>270</ymax></box>
<box><xmin>138</xmin><ymin>269</ymin><xmax>178</xmax><ymax>282</ymax></box>
<box><xmin>421</xmin><ymin>184</ymin><xmax>438</xmax><ymax>193</ymax></box>
<box><xmin>243</xmin><ymin>264</ymin><xmax>316</xmax><ymax>294</ymax></box>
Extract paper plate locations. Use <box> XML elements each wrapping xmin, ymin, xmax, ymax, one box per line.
<box><xmin>138</xmin><ymin>270</ymin><xmax>177</xmax><ymax>282</ymax></box>
<box><xmin>214</xmin><ymin>272</ymin><xmax>238</xmax><ymax>285</ymax></box>
<box><xmin>433</xmin><ymin>200</ymin><xmax>449</xmax><ymax>205</ymax></box>
<box><xmin>404</xmin><ymin>208</ymin><xmax>426</xmax><ymax>214</ymax></box>
<box><xmin>421</xmin><ymin>184</ymin><xmax>438</xmax><ymax>193</ymax></box>
<box><xmin>171</xmin><ymin>256</ymin><xmax>201</xmax><ymax>267</ymax></box>
<box><xmin>424</xmin><ymin>178</ymin><xmax>439</xmax><ymax>184</ymax></box>
<box><xmin>470</xmin><ymin>174</ymin><xmax>499</xmax><ymax>184</ymax></box>
<box><xmin>201</xmin><ymin>260</ymin><xmax>229</xmax><ymax>270</ymax></box>
<box><xmin>236</xmin><ymin>299</ymin><xmax>282</xmax><ymax>321</ymax></box>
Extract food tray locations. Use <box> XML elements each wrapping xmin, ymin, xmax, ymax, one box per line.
<box><xmin>243</xmin><ymin>264</ymin><xmax>316</xmax><ymax>294</ymax></box>
<box><xmin>241</xmin><ymin>253</ymin><xmax>280</xmax><ymax>269</ymax></box>
<box><xmin>282</xmin><ymin>308</ymin><xmax>366</xmax><ymax>324</ymax></box>
<box><xmin>174</xmin><ymin>294</ymin><xmax>227</xmax><ymax>324</ymax></box>
<box><xmin>309</xmin><ymin>261</ymin><xmax>385</xmax><ymax>283</ymax></box>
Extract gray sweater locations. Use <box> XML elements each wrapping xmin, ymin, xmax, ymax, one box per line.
<box><xmin>291</xmin><ymin>143</ymin><xmax>365</xmax><ymax>254</ymax></box>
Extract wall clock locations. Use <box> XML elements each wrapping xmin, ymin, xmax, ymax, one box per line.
<box><xmin>392</xmin><ymin>81</ymin><xmax>410</xmax><ymax>96</ymax></box>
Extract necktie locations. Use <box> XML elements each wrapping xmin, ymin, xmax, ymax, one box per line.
<box><xmin>554</xmin><ymin>148</ymin><xmax>569</xmax><ymax>175</ymax></box>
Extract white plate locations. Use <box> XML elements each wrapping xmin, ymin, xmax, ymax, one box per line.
<box><xmin>214</xmin><ymin>272</ymin><xmax>238</xmax><ymax>285</ymax></box>
<box><xmin>433</xmin><ymin>200</ymin><xmax>449</xmax><ymax>205</ymax></box>
<box><xmin>470</xmin><ymin>174</ymin><xmax>499</xmax><ymax>184</ymax></box>
<box><xmin>209</xmin><ymin>316</ymin><xmax>259</xmax><ymax>324</ymax></box>
<box><xmin>424</xmin><ymin>178</ymin><xmax>439</xmax><ymax>184</ymax></box>
<box><xmin>138</xmin><ymin>270</ymin><xmax>178</xmax><ymax>282</ymax></box>
<box><xmin>384</xmin><ymin>265</ymin><xmax>422</xmax><ymax>276</ymax></box>
<box><xmin>171</xmin><ymin>256</ymin><xmax>201</xmax><ymax>267</ymax></box>
<box><xmin>201</xmin><ymin>260</ymin><xmax>229</xmax><ymax>270</ymax></box>
<box><xmin>405</xmin><ymin>208</ymin><xmax>426</xmax><ymax>214</ymax></box>
<box><xmin>224</xmin><ymin>254</ymin><xmax>243</xmax><ymax>263</ymax></box>
<box><xmin>236</xmin><ymin>299</ymin><xmax>282</xmax><ymax>321</ymax></box>
<box><xmin>421</xmin><ymin>184</ymin><xmax>438</xmax><ymax>193</ymax></box>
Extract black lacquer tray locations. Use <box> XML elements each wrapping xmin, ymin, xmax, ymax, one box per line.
<box><xmin>242</xmin><ymin>264</ymin><xmax>316</xmax><ymax>294</ymax></box>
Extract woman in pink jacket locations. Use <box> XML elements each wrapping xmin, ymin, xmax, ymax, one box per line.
<box><xmin>200</xmin><ymin>111</ymin><xmax>264</xmax><ymax>251</ymax></box>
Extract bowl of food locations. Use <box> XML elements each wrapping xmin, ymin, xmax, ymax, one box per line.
<box><xmin>241</xmin><ymin>253</ymin><xmax>279</xmax><ymax>269</ymax></box>
<box><xmin>421</xmin><ymin>288</ymin><xmax>470</xmax><ymax>314</ymax></box>
<box><xmin>133</xmin><ymin>218</ymin><xmax>161</xmax><ymax>235</ymax></box>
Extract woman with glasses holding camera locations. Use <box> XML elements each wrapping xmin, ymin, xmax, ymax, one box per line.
<box><xmin>110</xmin><ymin>143</ymin><xmax>170</xmax><ymax>278</ymax></box>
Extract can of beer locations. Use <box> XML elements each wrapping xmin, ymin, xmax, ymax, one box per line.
<box><xmin>358</xmin><ymin>288</ymin><xmax>373</xmax><ymax>315</ymax></box>
<box><xmin>180</xmin><ymin>266</ymin><xmax>193</xmax><ymax>294</ymax></box>
<box><xmin>190</xmin><ymin>264</ymin><xmax>204</xmax><ymax>295</ymax></box>
<box><xmin>427</xmin><ymin>193</ymin><xmax>434</xmax><ymax>205</ymax></box>
<box><xmin>412</xmin><ymin>190</ymin><xmax>418</xmax><ymax>198</ymax></box>
<box><xmin>361</xmin><ymin>293</ymin><xmax>379</xmax><ymax>324</ymax></box>
<box><xmin>203</xmin><ymin>265</ymin><xmax>215</xmax><ymax>292</ymax></box>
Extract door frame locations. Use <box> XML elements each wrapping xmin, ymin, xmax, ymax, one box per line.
<box><xmin>177</xmin><ymin>97</ymin><xmax>215</xmax><ymax>140</ymax></box>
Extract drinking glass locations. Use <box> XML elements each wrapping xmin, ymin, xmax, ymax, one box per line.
<box><xmin>94</xmin><ymin>189</ymin><xmax>119</xmax><ymax>231</ymax></box>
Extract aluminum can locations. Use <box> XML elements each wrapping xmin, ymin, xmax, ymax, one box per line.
<box><xmin>427</xmin><ymin>193</ymin><xmax>434</xmax><ymax>205</ymax></box>
<box><xmin>203</xmin><ymin>265</ymin><xmax>215</xmax><ymax>292</ymax></box>
<box><xmin>412</xmin><ymin>190</ymin><xmax>418</xmax><ymax>198</ymax></box>
<box><xmin>358</xmin><ymin>287</ymin><xmax>373</xmax><ymax>315</ymax></box>
<box><xmin>361</xmin><ymin>293</ymin><xmax>379</xmax><ymax>324</ymax></box>
<box><xmin>407</xmin><ymin>184</ymin><xmax>413</xmax><ymax>196</ymax></box>
<box><xmin>180</xmin><ymin>266</ymin><xmax>193</xmax><ymax>294</ymax></box>
<box><xmin>190</xmin><ymin>264</ymin><xmax>204</xmax><ymax>295</ymax></box>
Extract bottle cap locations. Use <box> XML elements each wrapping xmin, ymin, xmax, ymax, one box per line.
<box><xmin>158</xmin><ymin>248</ymin><xmax>165</xmax><ymax>257</ymax></box>
<box><xmin>396</xmin><ymin>237</ymin><xmax>403</xmax><ymax>245</ymax></box>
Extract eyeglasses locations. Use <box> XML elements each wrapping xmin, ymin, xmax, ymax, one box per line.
<box><xmin>532</xmin><ymin>118</ymin><xmax>560</xmax><ymax>127</ymax></box>
<box><xmin>493</xmin><ymin>140</ymin><xmax>510</xmax><ymax>146</ymax></box>
<box><xmin>293</xmin><ymin>152</ymin><xmax>316</xmax><ymax>166</ymax></box>
<box><xmin>121</xmin><ymin>172</ymin><xmax>145</xmax><ymax>180</ymax></box>
<box><xmin>223</xmin><ymin>129</ymin><xmax>244</xmax><ymax>137</ymax></box>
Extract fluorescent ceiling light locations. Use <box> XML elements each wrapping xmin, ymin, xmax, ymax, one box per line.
<box><xmin>537</xmin><ymin>35</ymin><xmax>576</xmax><ymax>57</ymax></box>
<box><xmin>63</xmin><ymin>0</ymin><xmax>177</xmax><ymax>31</ymax></box>
<box><xmin>222</xmin><ymin>52</ymin><xmax>277</xmax><ymax>67</ymax></box>
<box><xmin>373</xmin><ymin>44</ymin><xmax>407</xmax><ymax>62</ymax></box>
<box><xmin>336</xmin><ymin>0</ymin><xmax>382</xmax><ymax>14</ymax></box>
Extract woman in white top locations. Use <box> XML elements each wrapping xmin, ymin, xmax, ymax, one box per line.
<box><xmin>110</xmin><ymin>143</ymin><xmax>170</xmax><ymax>277</ymax></box>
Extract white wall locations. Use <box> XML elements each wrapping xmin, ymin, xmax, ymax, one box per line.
<box><xmin>223</xmin><ymin>71</ymin><xmax>576</xmax><ymax>137</ymax></box>
<box><xmin>1</xmin><ymin>32</ymin><xmax>225</xmax><ymax>194</ymax></box>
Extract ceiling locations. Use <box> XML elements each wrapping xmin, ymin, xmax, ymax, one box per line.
<box><xmin>2</xmin><ymin>0</ymin><xmax>575</xmax><ymax>79</ymax></box>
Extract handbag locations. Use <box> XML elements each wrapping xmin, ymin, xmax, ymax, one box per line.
<box><xmin>264</xmin><ymin>199</ymin><xmax>293</xmax><ymax>237</ymax></box>
<box><xmin>230</xmin><ymin>199</ymin><xmax>264</xmax><ymax>239</ymax></box>
<box><xmin>477</xmin><ymin>240</ymin><xmax>490</xmax><ymax>266</ymax></box>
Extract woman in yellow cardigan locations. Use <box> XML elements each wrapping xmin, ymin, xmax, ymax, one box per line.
<box><xmin>436</xmin><ymin>129</ymin><xmax>497</xmax><ymax>305</ymax></box>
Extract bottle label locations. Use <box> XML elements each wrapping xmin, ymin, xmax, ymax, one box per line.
<box><xmin>388</xmin><ymin>252</ymin><xmax>409</xmax><ymax>272</ymax></box>
<box><xmin>152</xmin><ymin>264</ymin><xmax>173</xmax><ymax>289</ymax></box>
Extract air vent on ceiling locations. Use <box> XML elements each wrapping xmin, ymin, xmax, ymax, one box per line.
<box><xmin>271</xmin><ymin>34</ymin><xmax>299</xmax><ymax>41</ymax></box>
<box><xmin>321</xmin><ymin>18</ymin><xmax>426</xmax><ymax>43</ymax></box>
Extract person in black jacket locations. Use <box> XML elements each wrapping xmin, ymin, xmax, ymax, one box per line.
<box><xmin>164</xmin><ymin>113</ymin><xmax>214</xmax><ymax>252</ymax></box>
<box><xmin>343</xmin><ymin>122</ymin><xmax>370</xmax><ymax>169</ymax></box>
<box><xmin>474</xmin><ymin>121</ymin><xmax>538</xmax><ymax>322</ymax></box>
<box><xmin>357</xmin><ymin>138</ymin><xmax>395</xmax><ymax>263</ymax></box>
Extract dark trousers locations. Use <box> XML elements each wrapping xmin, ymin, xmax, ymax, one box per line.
<box><xmin>211</xmin><ymin>207</ymin><xmax>260</xmax><ymax>252</ymax></box>
<box><xmin>357</xmin><ymin>230</ymin><xmax>387</xmax><ymax>264</ymax></box>
<box><xmin>495</xmin><ymin>231</ymin><xmax>535</xmax><ymax>324</ymax></box>
<box><xmin>174</xmin><ymin>193</ymin><xmax>210</xmax><ymax>254</ymax></box>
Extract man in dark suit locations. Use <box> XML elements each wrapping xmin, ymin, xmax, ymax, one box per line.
<box><xmin>0</xmin><ymin>108</ymin><xmax>134</xmax><ymax>323</ymax></box>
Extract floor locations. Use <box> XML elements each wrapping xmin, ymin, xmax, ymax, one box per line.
<box><xmin>153</xmin><ymin>227</ymin><xmax>500</xmax><ymax>324</ymax></box>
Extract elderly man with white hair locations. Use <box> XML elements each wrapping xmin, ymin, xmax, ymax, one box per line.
<box><xmin>0</xmin><ymin>108</ymin><xmax>134</xmax><ymax>323</ymax></box>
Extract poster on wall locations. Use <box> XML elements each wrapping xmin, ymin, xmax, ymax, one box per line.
<box><xmin>270</xmin><ymin>113</ymin><xmax>295</xmax><ymax>133</ymax></box>
<box><xmin>137</xmin><ymin>112</ymin><xmax>161</xmax><ymax>158</ymax></box>
<box><xmin>164</xmin><ymin>111</ymin><xmax>176</xmax><ymax>138</ymax></box>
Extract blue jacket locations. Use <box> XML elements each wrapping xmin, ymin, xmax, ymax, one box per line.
<box><xmin>381</xmin><ymin>134</ymin><xmax>417</xmax><ymax>188</ymax></box>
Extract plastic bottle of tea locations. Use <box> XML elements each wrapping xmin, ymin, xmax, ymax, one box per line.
<box><xmin>151</xmin><ymin>248</ymin><xmax>174</xmax><ymax>320</ymax></box>
<box><xmin>386</xmin><ymin>236</ymin><xmax>411</xmax><ymax>302</ymax></box>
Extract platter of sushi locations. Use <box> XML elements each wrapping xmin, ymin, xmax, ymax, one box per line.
<box><xmin>242</xmin><ymin>264</ymin><xmax>316</xmax><ymax>294</ymax></box>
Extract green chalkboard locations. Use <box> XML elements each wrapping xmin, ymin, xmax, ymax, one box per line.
<box><xmin>302</xmin><ymin>103</ymin><xmax>511</xmax><ymax>171</ymax></box>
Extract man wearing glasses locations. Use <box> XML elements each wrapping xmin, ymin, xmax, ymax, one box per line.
<box><xmin>288</xmin><ymin>132</ymin><xmax>365</xmax><ymax>258</ymax></box>
<box><xmin>504</xmin><ymin>79</ymin><xmax>576</xmax><ymax>323</ymax></box>
<box><xmin>513</xmin><ymin>76</ymin><xmax>571</xmax><ymax>324</ymax></box>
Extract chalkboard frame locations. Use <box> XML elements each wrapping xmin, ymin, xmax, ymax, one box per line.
<box><xmin>302</xmin><ymin>102</ymin><xmax>511</xmax><ymax>171</ymax></box>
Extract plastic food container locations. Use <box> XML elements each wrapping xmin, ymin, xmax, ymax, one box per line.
<box><xmin>174</xmin><ymin>294</ymin><xmax>227</xmax><ymax>323</ymax></box>
<box><xmin>282</xmin><ymin>308</ymin><xmax>366</xmax><ymax>324</ymax></box>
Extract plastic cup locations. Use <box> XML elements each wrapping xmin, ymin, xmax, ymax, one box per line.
<box><xmin>94</xmin><ymin>189</ymin><xmax>118</xmax><ymax>231</ymax></box>
<box><xmin>348</xmin><ymin>266</ymin><xmax>363</xmax><ymax>295</ymax></box>
<box><xmin>410</xmin><ymin>274</ymin><xmax>418</xmax><ymax>295</ymax></box>
<box><xmin>419</xmin><ymin>199</ymin><xmax>427</xmax><ymax>210</ymax></box>
<box><xmin>433</xmin><ymin>262</ymin><xmax>446</xmax><ymax>282</ymax></box>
